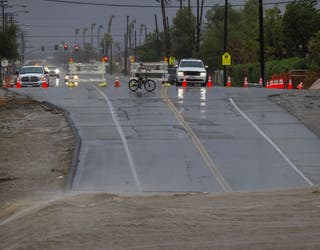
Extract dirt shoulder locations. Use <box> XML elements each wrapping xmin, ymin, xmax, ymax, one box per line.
<box><xmin>0</xmin><ymin>88</ymin><xmax>75</xmax><ymax>208</ymax></box>
<box><xmin>270</xmin><ymin>90</ymin><xmax>320</xmax><ymax>138</ymax></box>
<box><xmin>0</xmin><ymin>88</ymin><xmax>320</xmax><ymax>249</ymax></box>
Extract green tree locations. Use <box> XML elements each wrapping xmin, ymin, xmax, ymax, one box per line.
<box><xmin>200</xmin><ymin>4</ymin><xmax>245</xmax><ymax>70</ymax></box>
<box><xmin>137</xmin><ymin>32</ymin><xmax>165</xmax><ymax>61</ymax></box>
<box><xmin>200</xmin><ymin>4</ymin><xmax>225</xmax><ymax>70</ymax></box>
<box><xmin>240</xmin><ymin>0</ymin><xmax>259</xmax><ymax>63</ymax></box>
<box><xmin>282</xmin><ymin>0</ymin><xmax>320</xmax><ymax>57</ymax></box>
<box><xmin>0</xmin><ymin>25</ymin><xmax>19</xmax><ymax>60</ymax></box>
<box><xmin>308</xmin><ymin>30</ymin><xmax>320</xmax><ymax>70</ymax></box>
<box><xmin>264</xmin><ymin>6</ymin><xmax>283</xmax><ymax>59</ymax></box>
<box><xmin>171</xmin><ymin>7</ymin><xmax>196</xmax><ymax>58</ymax></box>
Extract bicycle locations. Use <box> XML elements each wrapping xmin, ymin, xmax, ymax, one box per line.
<box><xmin>128</xmin><ymin>69</ymin><xmax>156</xmax><ymax>92</ymax></box>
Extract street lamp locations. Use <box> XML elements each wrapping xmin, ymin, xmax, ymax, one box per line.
<box><xmin>97</xmin><ymin>25</ymin><xmax>104</xmax><ymax>49</ymax></box>
<box><xmin>83</xmin><ymin>27</ymin><xmax>88</xmax><ymax>49</ymax></box>
<box><xmin>74</xmin><ymin>28</ymin><xmax>80</xmax><ymax>44</ymax></box>
<box><xmin>90</xmin><ymin>23</ymin><xmax>96</xmax><ymax>50</ymax></box>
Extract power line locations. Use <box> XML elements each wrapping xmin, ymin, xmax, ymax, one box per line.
<box><xmin>24</xmin><ymin>34</ymin><xmax>124</xmax><ymax>38</ymax></box>
<box><xmin>43</xmin><ymin>0</ymin><xmax>300</xmax><ymax>8</ymax></box>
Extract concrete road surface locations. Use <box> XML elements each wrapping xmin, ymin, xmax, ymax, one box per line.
<box><xmin>11</xmin><ymin>74</ymin><xmax>320</xmax><ymax>193</ymax></box>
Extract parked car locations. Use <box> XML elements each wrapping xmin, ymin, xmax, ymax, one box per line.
<box><xmin>16</xmin><ymin>66</ymin><xmax>49</xmax><ymax>87</ymax></box>
<box><xmin>176</xmin><ymin>58</ymin><xmax>208</xmax><ymax>86</ymax></box>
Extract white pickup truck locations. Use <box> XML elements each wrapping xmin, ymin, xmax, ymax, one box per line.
<box><xmin>176</xmin><ymin>58</ymin><xmax>208</xmax><ymax>86</ymax></box>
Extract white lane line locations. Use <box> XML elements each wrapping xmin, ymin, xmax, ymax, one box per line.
<box><xmin>229</xmin><ymin>98</ymin><xmax>313</xmax><ymax>186</ymax></box>
<box><xmin>94</xmin><ymin>86</ymin><xmax>142</xmax><ymax>192</ymax></box>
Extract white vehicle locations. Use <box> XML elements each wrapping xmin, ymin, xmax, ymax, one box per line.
<box><xmin>176</xmin><ymin>58</ymin><xmax>208</xmax><ymax>86</ymax></box>
<box><xmin>46</xmin><ymin>66</ymin><xmax>60</xmax><ymax>78</ymax></box>
<box><xmin>64</xmin><ymin>73</ymin><xmax>79</xmax><ymax>87</ymax></box>
<box><xmin>16</xmin><ymin>66</ymin><xmax>49</xmax><ymax>87</ymax></box>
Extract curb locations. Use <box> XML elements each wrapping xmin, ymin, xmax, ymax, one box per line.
<box><xmin>41</xmin><ymin>101</ymin><xmax>81</xmax><ymax>192</ymax></box>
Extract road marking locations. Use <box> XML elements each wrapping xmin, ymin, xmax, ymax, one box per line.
<box><xmin>162</xmin><ymin>87</ymin><xmax>232</xmax><ymax>192</ymax></box>
<box><xmin>94</xmin><ymin>85</ymin><xmax>142</xmax><ymax>192</ymax></box>
<box><xmin>229</xmin><ymin>98</ymin><xmax>313</xmax><ymax>186</ymax></box>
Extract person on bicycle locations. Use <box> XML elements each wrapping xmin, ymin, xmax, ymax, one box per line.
<box><xmin>137</xmin><ymin>62</ymin><xmax>146</xmax><ymax>82</ymax></box>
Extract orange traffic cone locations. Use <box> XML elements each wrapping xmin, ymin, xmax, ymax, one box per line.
<box><xmin>259</xmin><ymin>77</ymin><xmax>263</xmax><ymax>87</ymax></box>
<box><xmin>207</xmin><ymin>75</ymin><xmax>213</xmax><ymax>88</ymax></box>
<box><xmin>42</xmin><ymin>80</ymin><xmax>48</xmax><ymax>88</ymax></box>
<box><xmin>274</xmin><ymin>76</ymin><xmax>279</xmax><ymax>89</ymax></box>
<box><xmin>297</xmin><ymin>82</ymin><xmax>303</xmax><ymax>90</ymax></box>
<box><xmin>182</xmin><ymin>75</ymin><xmax>187</xmax><ymax>87</ymax></box>
<box><xmin>279</xmin><ymin>77</ymin><xmax>284</xmax><ymax>89</ymax></box>
<box><xmin>269</xmin><ymin>79</ymin><xmax>274</xmax><ymax>89</ymax></box>
<box><xmin>266</xmin><ymin>80</ymin><xmax>270</xmax><ymax>88</ymax></box>
<box><xmin>114</xmin><ymin>76</ymin><xmax>120</xmax><ymax>88</ymax></box>
<box><xmin>16</xmin><ymin>80</ymin><xmax>21</xmax><ymax>88</ymax></box>
<box><xmin>226</xmin><ymin>76</ymin><xmax>232</xmax><ymax>87</ymax></box>
<box><xmin>288</xmin><ymin>78</ymin><xmax>293</xmax><ymax>89</ymax></box>
<box><xmin>243</xmin><ymin>76</ymin><xmax>248</xmax><ymax>88</ymax></box>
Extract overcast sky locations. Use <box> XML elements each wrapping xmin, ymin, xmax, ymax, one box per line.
<box><xmin>10</xmin><ymin>0</ymin><xmax>318</xmax><ymax>57</ymax></box>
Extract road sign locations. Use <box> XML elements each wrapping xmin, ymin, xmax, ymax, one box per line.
<box><xmin>1</xmin><ymin>59</ymin><xmax>8</xmax><ymax>67</ymax></box>
<box><xmin>169</xmin><ymin>56</ymin><xmax>175</xmax><ymax>65</ymax></box>
<box><xmin>222</xmin><ymin>52</ymin><xmax>231</xmax><ymax>66</ymax></box>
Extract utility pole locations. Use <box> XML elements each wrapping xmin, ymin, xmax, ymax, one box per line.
<box><xmin>1</xmin><ymin>0</ymin><xmax>8</xmax><ymax>32</ymax></box>
<box><xmin>0</xmin><ymin>0</ymin><xmax>7</xmax><ymax>86</ymax></box>
<box><xmin>124</xmin><ymin>16</ymin><xmax>129</xmax><ymax>76</ymax></box>
<box><xmin>21</xmin><ymin>31</ymin><xmax>25</xmax><ymax>64</ymax></box>
<box><xmin>134</xmin><ymin>29</ymin><xmax>137</xmax><ymax>62</ymax></box>
<box><xmin>90</xmin><ymin>23</ymin><xmax>96</xmax><ymax>56</ymax></box>
<box><xmin>160</xmin><ymin>0</ymin><xmax>170</xmax><ymax>57</ymax></box>
<box><xmin>223</xmin><ymin>0</ymin><xmax>228</xmax><ymax>86</ymax></box>
<box><xmin>155</xmin><ymin>14</ymin><xmax>161</xmax><ymax>59</ymax></box>
<box><xmin>259</xmin><ymin>0</ymin><xmax>265</xmax><ymax>87</ymax></box>
<box><xmin>110</xmin><ymin>41</ymin><xmax>113</xmax><ymax>75</ymax></box>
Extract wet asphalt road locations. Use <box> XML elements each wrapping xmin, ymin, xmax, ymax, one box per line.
<box><xmin>12</xmin><ymin>74</ymin><xmax>320</xmax><ymax>193</ymax></box>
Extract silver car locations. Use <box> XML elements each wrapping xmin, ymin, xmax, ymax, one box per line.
<box><xmin>16</xmin><ymin>66</ymin><xmax>49</xmax><ymax>87</ymax></box>
<box><xmin>176</xmin><ymin>58</ymin><xmax>208</xmax><ymax>86</ymax></box>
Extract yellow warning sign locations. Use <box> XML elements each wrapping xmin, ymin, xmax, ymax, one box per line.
<box><xmin>169</xmin><ymin>56</ymin><xmax>175</xmax><ymax>65</ymax></box>
<box><xmin>222</xmin><ymin>52</ymin><xmax>231</xmax><ymax>66</ymax></box>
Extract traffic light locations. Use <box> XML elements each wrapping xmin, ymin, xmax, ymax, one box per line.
<box><xmin>102</xmin><ymin>56</ymin><xmax>108</xmax><ymax>63</ymax></box>
<box><xmin>74</xmin><ymin>45</ymin><xmax>80</xmax><ymax>51</ymax></box>
<box><xmin>63</xmin><ymin>44</ymin><xmax>68</xmax><ymax>50</ymax></box>
<box><xmin>54</xmin><ymin>44</ymin><xmax>59</xmax><ymax>50</ymax></box>
<box><xmin>41</xmin><ymin>45</ymin><xmax>45</xmax><ymax>51</ymax></box>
